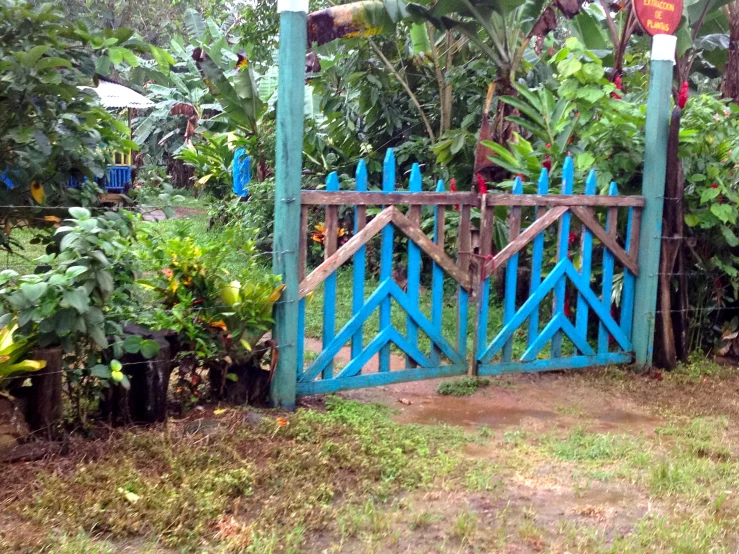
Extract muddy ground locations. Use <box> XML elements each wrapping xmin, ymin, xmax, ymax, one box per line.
<box><xmin>3</xmin><ymin>358</ymin><xmax>739</xmax><ymax>553</ymax></box>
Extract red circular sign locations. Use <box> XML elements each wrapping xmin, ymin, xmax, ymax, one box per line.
<box><xmin>634</xmin><ymin>0</ymin><xmax>683</xmax><ymax>36</ymax></box>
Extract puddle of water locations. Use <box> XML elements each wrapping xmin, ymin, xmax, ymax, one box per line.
<box><xmin>394</xmin><ymin>396</ymin><xmax>556</xmax><ymax>428</ymax></box>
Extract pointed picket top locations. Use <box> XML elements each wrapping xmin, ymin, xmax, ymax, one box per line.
<box><xmin>326</xmin><ymin>171</ymin><xmax>339</xmax><ymax>191</ymax></box>
<box><xmin>512</xmin><ymin>175</ymin><xmax>523</xmax><ymax>195</ymax></box>
<box><xmin>435</xmin><ymin>179</ymin><xmax>446</xmax><ymax>192</ymax></box>
<box><xmin>562</xmin><ymin>156</ymin><xmax>574</xmax><ymax>194</ymax></box>
<box><xmin>409</xmin><ymin>163</ymin><xmax>422</xmax><ymax>192</ymax></box>
<box><xmin>356</xmin><ymin>159</ymin><xmax>367</xmax><ymax>191</ymax></box>
<box><xmin>383</xmin><ymin>148</ymin><xmax>395</xmax><ymax>192</ymax></box>
<box><xmin>608</xmin><ymin>181</ymin><xmax>619</xmax><ymax>196</ymax></box>
<box><xmin>585</xmin><ymin>169</ymin><xmax>597</xmax><ymax>195</ymax></box>
<box><xmin>538</xmin><ymin>168</ymin><xmax>549</xmax><ymax>194</ymax></box>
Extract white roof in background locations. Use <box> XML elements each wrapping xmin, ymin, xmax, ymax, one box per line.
<box><xmin>82</xmin><ymin>80</ymin><xmax>154</xmax><ymax>109</ymax></box>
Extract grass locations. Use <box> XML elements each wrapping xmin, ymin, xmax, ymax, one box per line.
<box><xmin>7</xmin><ymin>372</ymin><xmax>739</xmax><ymax>553</ymax></box>
<box><xmin>8</xmin><ymin>398</ymin><xmax>474</xmax><ymax>553</ymax></box>
<box><xmin>437</xmin><ymin>376</ymin><xmax>491</xmax><ymax>396</ymax></box>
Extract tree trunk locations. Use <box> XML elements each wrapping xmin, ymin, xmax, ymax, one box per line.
<box><xmin>27</xmin><ymin>347</ymin><xmax>63</xmax><ymax>435</ymax></box>
<box><xmin>721</xmin><ymin>1</ymin><xmax>739</xmax><ymax>103</ymax></box>
<box><xmin>654</xmin><ymin>108</ymin><xmax>684</xmax><ymax>369</ymax></box>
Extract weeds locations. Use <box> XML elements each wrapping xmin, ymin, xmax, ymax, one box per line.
<box><xmin>437</xmin><ymin>377</ymin><xmax>491</xmax><ymax>396</ymax></box>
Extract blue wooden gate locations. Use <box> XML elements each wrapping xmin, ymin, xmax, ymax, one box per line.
<box><xmin>295</xmin><ymin>152</ymin><xmax>644</xmax><ymax>396</ymax></box>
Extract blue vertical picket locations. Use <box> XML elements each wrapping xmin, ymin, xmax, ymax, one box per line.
<box><xmin>527</xmin><ymin>169</ymin><xmax>549</xmax><ymax>348</ymax></box>
<box><xmin>620</xmin><ymin>206</ymin><xmax>637</xmax><ymax>340</ymax></box>
<box><xmin>322</xmin><ymin>172</ymin><xmax>340</xmax><ymax>379</ymax></box>
<box><xmin>502</xmin><ymin>178</ymin><xmax>523</xmax><ymax>362</ymax></box>
<box><xmin>552</xmin><ymin>157</ymin><xmax>574</xmax><ymax>358</ymax></box>
<box><xmin>352</xmin><ymin>160</ymin><xmax>368</xmax><ymax>360</ymax></box>
<box><xmin>379</xmin><ymin>149</ymin><xmax>395</xmax><ymax>372</ymax></box>
<box><xmin>574</xmin><ymin>170</ymin><xmax>597</xmax><ymax>352</ymax></box>
<box><xmin>297</xmin><ymin>298</ymin><xmax>305</xmax><ymax>376</ymax></box>
<box><xmin>406</xmin><ymin>163</ymin><xmax>422</xmax><ymax>367</ymax></box>
<box><xmin>598</xmin><ymin>182</ymin><xmax>619</xmax><ymax>353</ymax></box>
<box><xmin>431</xmin><ymin>179</ymin><xmax>446</xmax><ymax>366</ymax></box>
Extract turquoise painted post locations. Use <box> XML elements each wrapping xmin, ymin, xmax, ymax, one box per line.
<box><xmin>351</xmin><ymin>160</ymin><xmax>368</xmax><ymax>360</ymax></box>
<box><xmin>406</xmin><ymin>164</ymin><xmax>422</xmax><ymax>367</ymax></box>
<box><xmin>379</xmin><ymin>149</ymin><xmax>395</xmax><ymax>372</ymax></box>
<box><xmin>575</xmin><ymin>170</ymin><xmax>597</xmax><ymax>352</ymax></box>
<box><xmin>502</xmin><ymin>178</ymin><xmax>523</xmax><ymax>362</ymax></box>
<box><xmin>527</xmin><ymin>169</ymin><xmax>549</xmax><ymax>347</ymax></box>
<box><xmin>633</xmin><ymin>34</ymin><xmax>676</xmax><ymax>367</ymax></box>
<box><xmin>322</xmin><ymin>172</ymin><xmax>339</xmax><ymax>379</ymax></box>
<box><xmin>270</xmin><ymin>0</ymin><xmax>307</xmax><ymax>409</ymax></box>
<box><xmin>598</xmin><ymin>182</ymin><xmax>619</xmax><ymax>353</ymax></box>
<box><xmin>552</xmin><ymin>157</ymin><xmax>574</xmax><ymax>358</ymax></box>
<box><xmin>431</xmin><ymin>179</ymin><xmax>446</xmax><ymax>365</ymax></box>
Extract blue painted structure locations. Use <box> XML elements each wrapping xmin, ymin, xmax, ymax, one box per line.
<box><xmin>293</xmin><ymin>151</ymin><xmax>644</xmax><ymax>396</ymax></box>
<box><xmin>232</xmin><ymin>148</ymin><xmax>252</xmax><ymax>197</ymax></box>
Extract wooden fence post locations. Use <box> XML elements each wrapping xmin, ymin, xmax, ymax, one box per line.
<box><xmin>633</xmin><ymin>34</ymin><xmax>676</xmax><ymax>367</ymax></box>
<box><xmin>270</xmin><ymin>0</ymin><xmax>307</xmax><ymax>410</ymax></box>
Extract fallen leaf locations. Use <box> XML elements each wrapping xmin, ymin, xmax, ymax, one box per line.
<box><xmin>398</xmin><ymin>398</ymin><xmax>412</xmax><ymax>405</ymax></box>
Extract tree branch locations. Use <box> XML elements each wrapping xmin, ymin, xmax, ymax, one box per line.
<box><xmin>368</xmin><ymin>39</ymin><xmax>436</xmax><ymax>144</ymax></box>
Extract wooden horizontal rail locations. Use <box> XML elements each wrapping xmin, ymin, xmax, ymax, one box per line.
<box><xmin>301</xmin><ymin>191</ymin><xmax>479</xmax><ymax>205</ymax></box>
<box><xmin>486</xmin><ymin>195</ymin><xmax>645</xmax><ymax>207</ymax></box>
<box><xmin>302</xmin><ymin>190</ymin><xmax>645</xmax><ymax>208</ymax></box>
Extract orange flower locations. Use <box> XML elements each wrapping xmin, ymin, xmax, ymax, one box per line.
<box><xmin>162</xmin><ymin>269</ymin><xmax>174</xmax><ymax>279</ymax></box>
<box><xmin>276</xmin><ymin>417</ymin><xmax>288</xmax><ymax>428</ymax></box>
<box><xmin>43</xmin><ymin>215</ymin><xmax>61</xmax><ymax>223</ymax></box>
<box><xmin>209</xmin><ymin>320</ymin><xmax>228</xmax><ymax>331</ymax></box>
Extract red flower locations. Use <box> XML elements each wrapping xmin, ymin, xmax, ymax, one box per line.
<box><xmin>711</xmin><ymin>183</ymin><xmax>719</xmax><ymax>189</ymax></box>
<box><xmin>545</xmin><ymin>143</ymin><xmax>551</xmax><ymax>149</ymax></box>
<box><xmin>678</xmin><ymin>81</ymin><xmax>689</xmax><ymax>109</ymax></box>
<box><xmin>615</xmin><ymin>76</ymin><xmax>622</xmax><ymax>90</ymax></box>
<box><xmin>543</xmin><ymin>155</ymin><xmax>552</xmax><ymax>172</ymax></box>
<box><xmin>449</xmin><ymin>178</ymin><xmax>459</xmax><ymax>211</ymax></box>
<box><xmin>568</xmin><ymin>231</ymin><xmax>578</xmax><ymax>246</ymax></box>
<box><xmin>517</xmin><ymin>173</ymin><xmax>525</xmax><ymax>180</ymax></box>
<box><xmin>475</xmin><ymin>173</ymin><xmax>488</xmax><ymax>195</ymax></box>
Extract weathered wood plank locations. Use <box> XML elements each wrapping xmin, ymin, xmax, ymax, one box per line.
<box><xmin>486</xmin><ymin>195</ymin><xmax>645</xmax><ymax>207</ymax></box>
<box><xmin>391</xmin><ymin>209</ymin><xmax>473</xmax><ymax>290</ymax></box>
<box><xmin>299</xmin><ymin>207</ymin><xmax>395</xmax><ymax>299</ymax></box>
<box><xmin>302</xmin><ymin>191</ymin><xmax>478</xmax><ymax>205</ymax></box>
<box><xmin>483</xmin><ymin>206</ymin><xmax>569</xmax><ymax>280</ymax></box>
<box><xmin>301</xmin><ymin>191</ymin><xmax>644</xmax><ymax>208</ymax></box>
<box><xmin>570</xmin><ymin>206</ymin><xmax>639</xmax><ymax>276</ymax></box>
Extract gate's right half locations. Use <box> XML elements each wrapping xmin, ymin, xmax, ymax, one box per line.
<box><xmin>476</xmin><ymin>159</ymin><xmax>645</xmax><ymax>375</ymax></box>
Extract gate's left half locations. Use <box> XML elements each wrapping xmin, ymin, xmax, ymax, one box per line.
<box><xmin>295</xmin><ymin>150</ymin><xmax>476</xmax><ymax>396</ymax></box>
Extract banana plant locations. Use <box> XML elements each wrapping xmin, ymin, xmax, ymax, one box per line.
<box><xmin>0</xmin><ymin>320</ymin><xmax>46</xmax><ymax>381</ymax></box>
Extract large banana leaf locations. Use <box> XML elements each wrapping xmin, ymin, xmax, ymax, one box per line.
<box><xmin>307</xmin><ymin>0</ymin><xmax>409</xmax><ymax>46</ymax></box>
<box><xmin>192</xmin><ymin>47</ymin><xmax>263</xmax><ymax>134</ymax></box>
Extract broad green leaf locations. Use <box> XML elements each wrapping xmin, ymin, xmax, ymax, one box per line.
<box><xmin>20</xmin><ymin>282</ymin><xmax>48</xmax><ymax>303</ymax></box>
<box><xmin>185</xmin><ymin>8</ymin><xmax>206</xmax><ymax>40</ymax></box>
<box><xmin>35</xmin><ymin>57</ymin><xmax>72</xmax><ymax>70</ymax></box>
<box><xmin>123</xmin><ymin>334</ymin><xmax>143</xmax><ymax>353</ymax></box>
<box><xmin>62</xmin><ymin>287</ymin><xmax>89</xmax><ymax>313</ymax></box>
<box><xmin>140</xmin><ymin>340</ymin><xmax>160</xmax><ymax>359</ymax></box>
<box><xmin>14</xmin><ymin>45</ymin><xmax>49</xmax><ymax>67</ymax></box>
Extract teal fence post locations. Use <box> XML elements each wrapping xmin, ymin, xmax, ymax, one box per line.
<box><xmin>270</xmin><ymin>0</ymin><xmax>308</xmax><ymax>409</ymax></box>
<box><xmin>632</xmin><ymin>34</ymin><xmax>676</xmax><ymax>367</ymax></box>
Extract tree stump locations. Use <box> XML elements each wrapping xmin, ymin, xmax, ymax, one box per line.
<box><xmin>101</xmin><ymin>327</ymin><xmax>175</xmax><ymax>425</ymax></box>
<box><xmin>27</xmin><ymin>347</ymin><xmax>63</xmax><ymax>434</ymax></box>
